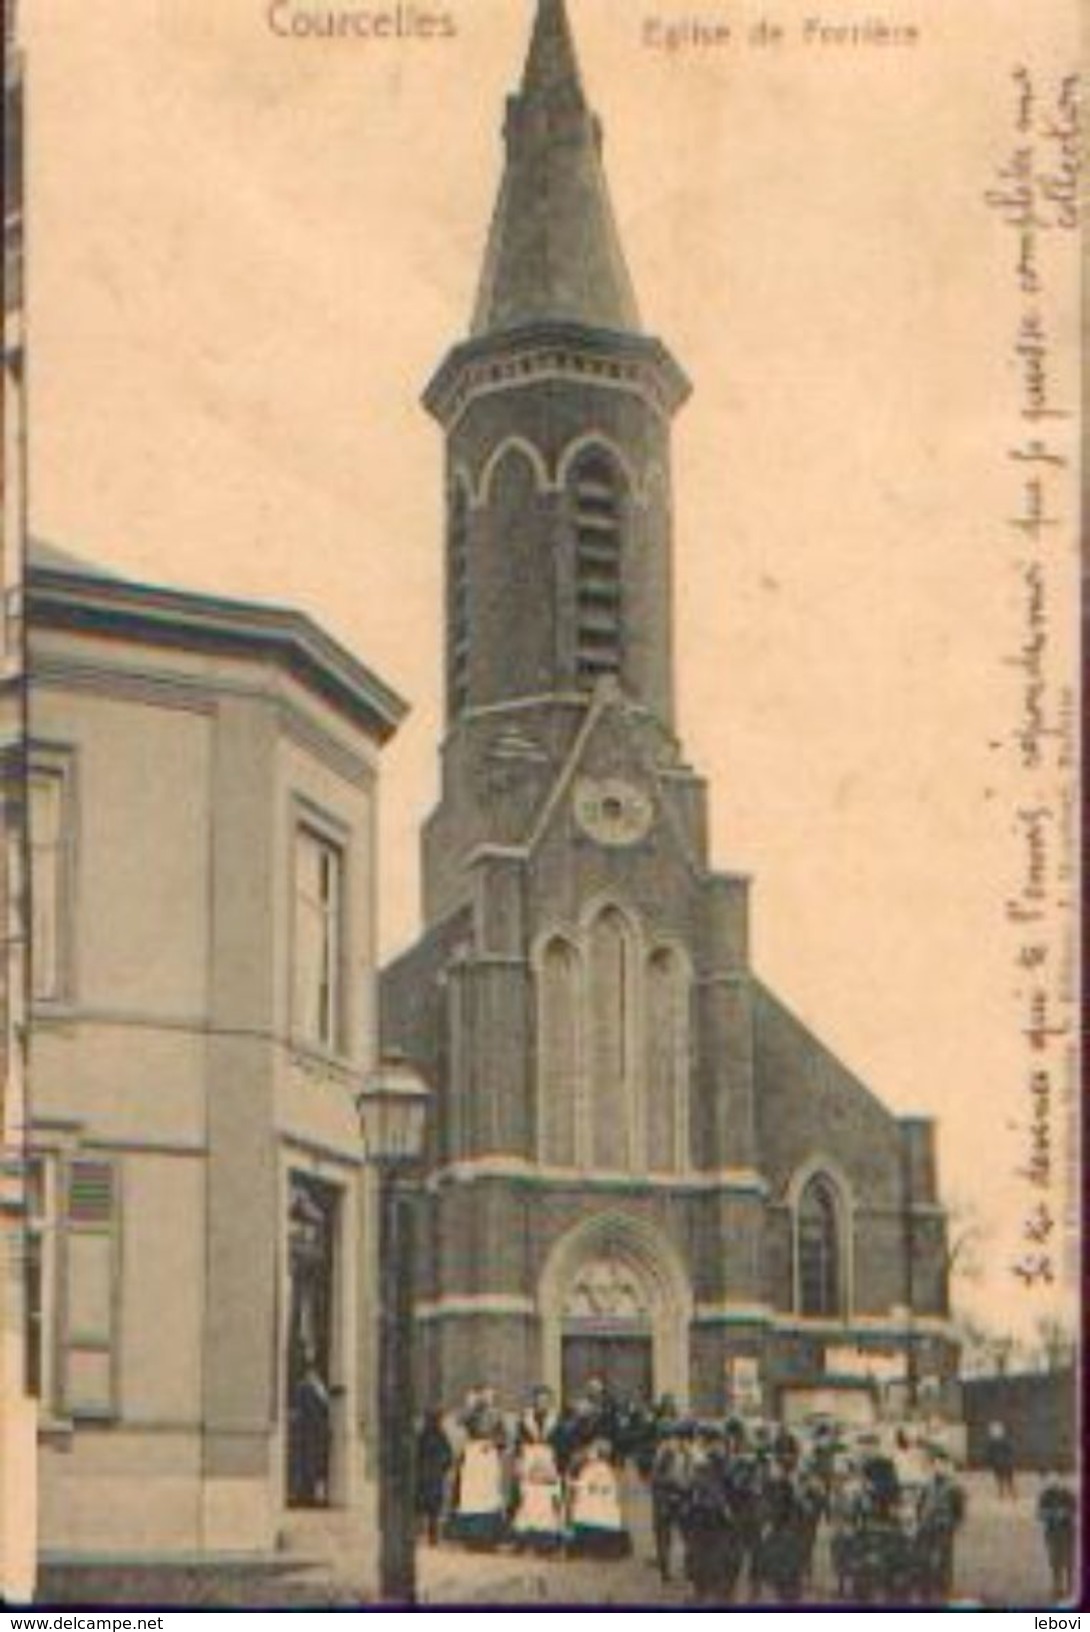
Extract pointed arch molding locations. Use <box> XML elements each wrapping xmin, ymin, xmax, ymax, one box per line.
<box><xmin>577</xmin><ymin>890</ymin><xmax>643</xmax><ymax>941</ymax></box>
<box><xmin>468</xmin><ymin>431</ymin><xmax>664</xmax><ymax>509</ymax></box>
<box><xmin>475</xmin><ymin>436</ymin><xmax>553</xmax><ymax>506</ymax></box>
<box><xmin>538</xmin><ymin>1210</ymin><xmax>694</xmax><ymax>1404</ymax></box>
<box><xmin>534</xmin><ymin>902</ymin><xmax>692</xmax><ymax>1178</ymax></box>
<box><xmin>787</xmin><ymin>1153</ymin><xmax>856</xmax><ymax>1320</ymax></box>
<box><xmin>557</xmin><ymin>431</ymin><xmax>640</xmax><ymax>496</ymax></box>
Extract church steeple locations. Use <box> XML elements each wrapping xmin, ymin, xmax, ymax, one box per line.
<box><xmin>425</xmin><ymin>0</ymin><xmax>690</xmax><ymax>739</ymax></box>
<box><xmin>521</xmin><ymin>0</ymin><xmax>586</xmax><ymax>105</ymax></box>
<box><xmin>471</xmin><ymin>0</ymin><xmax>641</xmax><ymax>337</ymax></box>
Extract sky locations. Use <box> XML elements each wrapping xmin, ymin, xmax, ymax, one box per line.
<box><xmin>21</xmin><ymin>0</ymin><xmax>1080</xmax><ymax>1344</ymax></box>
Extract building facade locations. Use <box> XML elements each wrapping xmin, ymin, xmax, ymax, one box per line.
<box><xmin>27</xmin><ymin>544</ymin><xmax>406</xmax><ymax>1565</ymax></box>
<box><xmin>382</xmin><ymin>0</ymin><xmax>955</xmax><ymax>1419</ymax></box>
<box><xmin>2</xmin><ymin>0</ymin><xmax>36</xmax><ymax>1599</ymax></box>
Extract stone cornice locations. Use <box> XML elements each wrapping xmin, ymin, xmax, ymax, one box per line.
<box><xmin>31</xmin><ymin>653</ymin><xmax>378</xmax><ymax>791</ymax></box>
<box><xmin>692</xmin><ymin>1306</ymin><xmax>956</xmax><ymax>1340</ymax></box>
<box><xmin>32</xmin><ymin>1005</ymin><xmax>371</xmax><ymax>1090</ymax></box>
<box><xmin>424</xmin><ymin>322</ymin><xmax>691</xmax><ymax>433</ymax></box>
<box><xmin>693</xmin><ymin>1302</ymin><xmax>775</xmax><ymax>1326</ymax></box>
<box><xmin>29</xmin><ymin>564</ymin><xmax>407</xmax><ymax>745</ymax></box>
<box><xmin>772</xmin><ymin>1313</ymin><xmax>956</xmax><ymax>1340</ymax></box>
<box><xmin>412</xmin><ymin>1294</ymin><xmax>955</xmax><ymax>1342</ymax></box>
<box><xmin>765</xmin><ymin>1197</ymin><xmax>949</xmax><ymax>1220</ymax></box>
<box><xmin>416</xmin><ymin>1294</ymin><xmax>536</xmax><ymax>1323</ymax></box>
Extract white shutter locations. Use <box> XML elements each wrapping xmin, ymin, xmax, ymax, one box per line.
<box><xmin>63</xmin><ymin>1158</ymin><xmax>117</xmax><ymax>1418</ymax></box>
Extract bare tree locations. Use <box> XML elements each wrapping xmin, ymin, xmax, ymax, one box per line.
<box><xmin>1033</xmin><ymin>1313</ymin><xmax>1076</xmax><ymax>1373</ymax></box>
<box><xmin>951</xmin><ymin>1313</ymin><xmax>1031</xmax><ymax>1379</ymax></box>
<box><xmin>944</xmin><ymin>1196</ymin><xmax>988</xmax><ymax>1285</ymax></box>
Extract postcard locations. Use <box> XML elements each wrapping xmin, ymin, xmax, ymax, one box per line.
<box><xmin>1</xmin><ymin>0</ymin><xmax>1081</xmax><ymax>1610</ymax></box>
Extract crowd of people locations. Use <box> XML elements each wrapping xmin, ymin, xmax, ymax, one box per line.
<box><xmin>413</xmin><ymin>1379</ymin><xmax>984</xmax><ymax>1604</ymax></box>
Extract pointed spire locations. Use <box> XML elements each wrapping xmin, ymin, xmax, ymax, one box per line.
<box><xmin>470</xmin><ymin>0</ymin><xmax>641</xmax><ymax>338</ymax></box>
<box><xmin>520</xmin><ymin>0</ymin><xmax>586</xmax><ymax>107</ymax></box>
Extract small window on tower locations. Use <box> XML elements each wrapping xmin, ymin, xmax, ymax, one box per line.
<box><xmin>572</xmin><ymin>454</ymin><xmax>624</xmax><ymax>687</ymax></box>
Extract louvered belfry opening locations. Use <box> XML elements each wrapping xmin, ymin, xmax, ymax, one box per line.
<box><xmin>574</xmin><ymin>454</ymin><xmax>624</xmax><ymax>688</ymax></box>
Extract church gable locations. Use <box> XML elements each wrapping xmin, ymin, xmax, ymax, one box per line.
<box><xmin>523</xmin><ymin>684</ymin><xmax>707</xmax><ymax>936</ymax></box>
<box><xmin>752</xmin><ymin>981</ymin><xmax>905</xmax><ymax>1209</ymax></box>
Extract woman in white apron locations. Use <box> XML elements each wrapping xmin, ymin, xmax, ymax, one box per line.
<box><xmin>448</xmin><ymin>1419</ymin><xmax>507</xmax><ymax>1550</ymax></box>
<box><xmin>511</xmin><ymin>1439</ymin><xmax>566</xmax><ymax>1553</ymax></box>
<box><xmin>566</xmin><ymin>1439</ymin><xmax>633</xmax><ymax>1559</ymax></box>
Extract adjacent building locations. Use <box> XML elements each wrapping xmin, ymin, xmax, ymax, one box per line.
<box><xmin>2</xmin><ymin>0</ymin><xmax>35</xmax><ymax>1600</ymax></box>
<box><xmin>27</xmin><ymin>542</ymin><xmax>406</xmax><ymax>1564</ymax></box>
<box><xmin>382</xmin><ymin>0</ymin><xmax>956</xmax><ymax>1420</ymax></box>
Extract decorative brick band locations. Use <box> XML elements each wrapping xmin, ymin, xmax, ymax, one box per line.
<box><xmin>416</xmin><ymin>1294</ymin><xmax>537</xmax><ymax>1323</ymax></box>
<box><xmin>426</xmin><ymin>1155</ymin><xmax>769</xmax><ymax>1197</ymax></box>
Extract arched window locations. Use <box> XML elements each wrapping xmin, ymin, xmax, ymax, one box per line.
<box><xmin>538</xmin><ymin>938</ymin><xmax>580</xmax><ymax>1165</ymax></box>
<box><xmin>448</xmin><ymin>484</ymin><xmax>471</xmax><ymax>717</ymax></box>
<box><xmin>572</xmin><ymin>453</ymin><xmax>624</xmax><ymax>687</ymax></box>
<box><xmin>587</xmin><ymin>907</ymin><xmax>632</xmax><ymax>1168</ymax></box>
<box><xmin>645</xmin><ymin>947</ymin><xmax>689</xmax><ymax>1172</ymax></box>
<box><xmin>797</xmin><ymin>1176</ymin><xmax>842</xmax><ymax>1317</ymax></box>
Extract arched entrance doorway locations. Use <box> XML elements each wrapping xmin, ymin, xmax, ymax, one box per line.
<box><xmin>539</xmin><ymin>1213</ymin><xmax>692</xmax><ymax>1407</ymax></box>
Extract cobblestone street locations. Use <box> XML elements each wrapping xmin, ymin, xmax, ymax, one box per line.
<box><xmin>37</xmin><ymin>1472</ymin><xmax>1070</xmax><ymax>1611</ymax></box>
<box><xmin>418</xmin><ymin>1471</ymin><xmax>1064</xmax><ymax>1608</ymax></box>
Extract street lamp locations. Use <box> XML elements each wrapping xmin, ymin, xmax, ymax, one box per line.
<box><xmin>358</xmin><ymin>1056</ymin><xmax>430</xmax><ymax>1606</ymax></box>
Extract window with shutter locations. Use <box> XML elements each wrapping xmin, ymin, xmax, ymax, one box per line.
<box><xmin>63</xmin><ymin>1157</ymin><xmax>118</xmax><ymax>1419</ymax></box>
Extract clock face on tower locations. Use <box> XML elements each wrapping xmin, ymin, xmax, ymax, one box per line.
<box><xmin>572</xmin><ymin>777</ymin><xmax>654</xmax><ymax>848</ymax></box>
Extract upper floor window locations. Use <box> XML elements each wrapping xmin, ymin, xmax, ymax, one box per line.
<box><xmin>293</xmin><ymin>825</ymin><xmax>344</xmax><ymax>1053</ymax></box>
<box><xmin>29</xmin><ymin>765</ymin><xmax>68</xmax><ymax>1003</ymax></box>
<box><xmin>573</xmin><ymin>454</ymin><xmax>624</xmax><ymax>687</ymax></box>
<box><xmin>797</xmin><ymin>1174</ymin><xmax>843</xmax><ymax>1318</ymax></box>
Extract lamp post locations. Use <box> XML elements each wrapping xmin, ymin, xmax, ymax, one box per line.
<box><xmin>358</xmin><ymin>1057</ymin><xmax>430</xmax><ymax>1607</ymax></box>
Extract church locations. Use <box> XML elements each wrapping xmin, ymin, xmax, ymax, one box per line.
<box><xmin>381</xmin><ymin>0</ymin><xmax>956</xmax><ymax>1421</ymax></box>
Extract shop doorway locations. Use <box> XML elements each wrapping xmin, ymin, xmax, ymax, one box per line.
<box><xmin>286</xmin><ymin>1172</ymin><xmax>339</xmax><ymax>1509</ymax></box>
